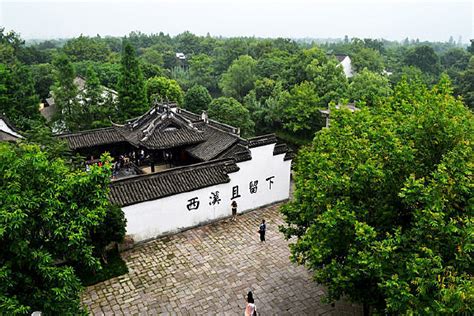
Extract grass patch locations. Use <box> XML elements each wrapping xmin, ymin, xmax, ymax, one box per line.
<box><xmin>75</xmin><ymin>248</ymin><xmax>129</xmax><ymax>287</ymax></box>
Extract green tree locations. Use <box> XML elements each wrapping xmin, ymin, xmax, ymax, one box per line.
<box><xmin>170</xmin><ymin>66</ymin><xmax>192</xmax><ymax>91</ymax></box>
<box><xmin>0</xmin><ymin>28</ymin><xmax>24</xmax><ymax>65</ymax></box>
<box><xmin>117</xmin><ymin>42</ymin><xmax>148</xmax><ymax>119</ymax></box>
<box><xmin>441</xmin><ymin>48</ymin><xmax>471</xmax><ymax>71</ymax></box>
<box><xmin>30</xmin><ymin>63</ymin><xmax>55</xmax><ymax>101</ymax></box>
<box><xmin>0</xmin><ymin>62</ymin><xmax>41</xmax><ymax>130</ymax></box>
<box><xmin>281</xmin><ymin>76</ymin><xmax>473</xmax><ymax>314</ymax></box>
<box><xmin>308</xmin><ymin>58</ymin><xmax>349</xmax><ymax>106</ymax></box>
<box><xmin>243</xmin><ymin>89</ymin><xmax>284</xmax><ymax>135</ymax></box>
<box><xmin>63</xmin><ymin>35</ymin><xmax>110</xmax><ymax>62</ymax></box>
<box><xmin>286</xmin><ymin>47</ymin><xmax>327</xmax><ymax>86</ymax></box>
<box><xmin>404</xmin><ymin>45</ymin><xmax>441</xmax><ymax>75</ymax></box>
<box><xmin>145</xmin><ymin>76</ymin><xmax>184</xmax><ymax>105</ymax></box>
<box><xmin>188</xmin><ymin>54</ymin><xmax>217</xmax><ymax>91</ymax></box>
<box><xmin>0</xmin><ymin>143</ymin><xmax>114</xmax><ymax>314</ymax></box>
<box><xmin>219</xmin><ymin>55</ymin><xmax>257</xmax><ymax>101</ymax></box>
<box><xmin>213</xmin><ymin>38</ymin><xmax>249</xmax><ymax>74</ymax></box>
<box><xmin>458</xmin><ymin>56</ymin><xmax>474</xmax><ymax>109</ymax></box>
<box><xmin>139</xmin><ymin>48</ymin><xmax>164</xmax><ymax>66</ymax></box>
<box><xmin>52</xmin><ymin>53</ymin><xmax>80</xmax><ymax>131</ymax></box>
<box><xmin>280</xmin><ymin>81</ymin><xmax>324</xmax><ymax>139</ymax></box>
<box><xmin>79</xmin><ymin>66</ymin><xmax>116</xmax><ymax>129</ymax></box>
<box><xmin>253</xmin><ymin>78</ymin><xmax>277</xmax><ymax>101</ymax></box>
<box><xmin>349</xmin><ymin>69</ymin><xmax>392</xmax><ymax>106</ymax></box>
<box><xmin>256</xmin><ymin>50</ymin><xmax>292</xmax><ymax>82</ymax></box>
<box><xmin>207</xmin><ymin>97</ymin><xmax>254</xmax><ymax>137</ymax></box>
<box><xmin>90</xmin><ymin>205</ymin><xmax>126</xmax><ymax>263</ymax></box>
<box><xmin>175</xmin><ymin>31</ymin><xmax>203</xmax><ymax>55</ymax></box>
<box><xmin>183</xmin><ymin>85</ymin><xmax>212</xmax><ymax>113</ymax></box>
<box><xmin>351</xmin><ymin>47</ymin><xmax>385</xmax><ymax>73</ymax></box>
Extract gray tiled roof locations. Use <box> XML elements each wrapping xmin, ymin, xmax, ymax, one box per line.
<box><xmin>61</xmin><ymin>105</ymin><xmax>205</xmax><ymax>150</ymax></box>
<box><xmin>60</xmin><ymin>105</ymin><xmax>291</xmax><ymax>164</ymax></box>
<box><xmin>217</xmin><ymin>142</ymin><xmax>252</xmax><ymax>162</ymax></box>
<box><xmin>186</xmin><ymin>123</ymin><xmax>241</xmax><ymax>161</ymax></box>
<box><xmin>59</xmin><ymin>127</ymin><xmax>126</xmax><ymax>149</ymax></box>
<box><xmin>109</xmin><ymin>159</ymin><xmax>239</xmax><ymax>206</ymax></box>
<box><xmin>115</xmin><ymin>113</ymin><xmax>205</xmax><ymax>150</ymax></box>
<box><xmin>273</xmin><ymin>143</ymin><xmax>289</xmax><ymax>156</ymax></box>
<box><xmin>248</xmin><ymin>134</ymin><xmax>278</xmax><ymax>148</ymax></box>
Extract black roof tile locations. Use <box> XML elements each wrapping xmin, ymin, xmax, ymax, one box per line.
<box><xmin>109</xmin><ymin>159</ymin><xmax>237</xmax><ymax>206</ymax></box>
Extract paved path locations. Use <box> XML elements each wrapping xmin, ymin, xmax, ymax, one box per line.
<box><xmin>82</xmin><ymin>204</ymin><xmax>362</xmax><ymax>315</ymax></box>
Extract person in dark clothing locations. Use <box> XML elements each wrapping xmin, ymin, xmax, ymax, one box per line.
<box><xmin>245</xmin><ymin>291</ymin><xmax>257</xmax><ymax>316</ymax></box>
<box><xmin>231</xmin><ymin>201</ymin><xmax>238</xmax><ymax>221</ymax></box>
<box><xmin>258</xmin><ymin>219</ymin><xmax>266</xmax><ymax>242</ymax></box>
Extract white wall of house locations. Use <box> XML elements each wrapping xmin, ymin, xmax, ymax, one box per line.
<box><xmin>340</xmin><ymin>56</ymin><xmax>353</xmax><ymax>78</ymax></box>
<box><xmin>122</xmin><ymin>143</ymin><xmax>291</xmax><ymax>242</ymax></box>
<box><xmin>0</xmin><ymin>118</ymin><xmax>23</xmax><ymax>138</ymax></box>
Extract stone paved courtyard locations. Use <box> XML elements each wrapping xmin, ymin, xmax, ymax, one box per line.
<box><xmin>82</xmin><ymin>204</ymin><xmax>362</xmax><ymax>315</ymax></box>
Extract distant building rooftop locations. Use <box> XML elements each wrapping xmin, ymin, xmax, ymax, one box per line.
<box><xmin>0</xmin><ymin>115</ymin><xmax>23</xmax><ymax>142</ymax></box>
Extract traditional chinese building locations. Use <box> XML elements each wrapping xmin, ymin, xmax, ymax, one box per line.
<box><xmin>60</xmin><ymin>103</ymin><xmax>293</xmax><ymax>242</ymax></box>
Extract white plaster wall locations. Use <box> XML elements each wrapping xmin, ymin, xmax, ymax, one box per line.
<box><xmin>340</xmin><ymin>56</ymin><xmax>353</xmax><ymax>78</ymax></box>
<box><xmin>0</xmin><ymin>118</ymin><xmax>22</xmax><ymax>138</ymax></box>
<box><xmin>122</xmin><ymin>143</ymin><xmax>291</xmax><ymax>242</ymax></box>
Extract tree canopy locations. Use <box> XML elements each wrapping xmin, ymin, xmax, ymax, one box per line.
<box><xmin>117</xmin><ymin>41</ymin><xmax>148</xmax><ymax>119</ymax></box>
<box><xmin>145</xmin><ymin>76</ymin><xmax>184</xmax><ymax>105</ymax></box>
<box><xmin>349</xmin><ymin>69</ymin><xmax>392</xmax><ymax>106</ymax></box>
<box><xmin>207</xmin><ymin>97</ymin><xmax>254</xmax><ymax>137</ymax></box>
<box><xmin>219</xmin><ymin>55</ymin><xmax>257</xmax><ymax>101</ymax></box>
<box><xmin>281</xmin><ymin>76</ymin><xmax>473</xmax><ymax>314</ymax></box>
<box><xmin>183</xmin><ymin>84</ymin><xmax>212</xmax><ymax>114</ymax></box>
<box><xmin>0</xmin><ymin>143</ymin><xmax>116</xmax><ymax>314</ymax></box>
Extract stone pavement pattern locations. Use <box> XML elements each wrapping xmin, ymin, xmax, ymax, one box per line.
<box><xmin>82</xmin><ymin>204</ymin><xmax>362</xmax><ymax>315</ymax></box>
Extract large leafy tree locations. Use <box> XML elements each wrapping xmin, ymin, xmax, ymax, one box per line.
<box><xmin>458</xmin><ymin>56</ymin><xmax>474</xmax><ymax>109</ymax></box>
<box><xmin>117</xmin><ymin>41</ymin><xmax>148</xmax><ymax>119</ymax></box>
<box><xmin>52</xmin><ymin>53</ymin><xmax>80</xmax><ymax>131</ymax></box>
<box><xmin>286</xmin><ymin>47</ymin><xmax>327</xmax><ymax>86</ymax></box>
<box><xmin>281</xmin><ymin>76</ymin><xmax>473</xmax><ymax>314</ymax></box>
<box><xmin>207</xmin><ymin>97</ymin><xmax>254</xmax><ymax>137</ymax></box>
<box><xmin>219</xmin><ymin>55</ymin><xmax>257</xmax><ymax>101</ymax></box>
<box><xmin>63</xmin><ymin>35</ymin><xmax>111</xmax><ymax>62</ymax></box>
<box><xmin>404</xmin><ymin>45</ymin><xmax>441</xmax><ymax>76</ymax></box>
<box><xmin>145</xmin><ymin>76</ymin><xmax>184</xmax><ymax>105</ymax></box>
<box><xmin>307</xmin><ymin>58</ymin><xmax>349</xmax><ymax>106</ymax></box>
<box><xmin>0</xmin><ymin>143</ymin><xmax>114</xmax><ymax>314</ymax></box>
<box><xmin>183</xmin><ymin>84</ymin><xmax>212</xmax><ymax>114</ymax></box>
<box><xmin>280</xmin><ymin>81</ymin><xmax>323</xmax><ymax>139</ymax></box>
<box><xmin>30</xmin><ymin>63</ymin><xmax>55</xmax><ymax>102</ymax></box>
<box><xmin>243</xmin><ymin>87</ymin><xmax>284</xmax><ymax>136</ymax></box>
<box><xmin>188</xmin><ymin>54</ymin><xmax>217</xmax><ymax>92</ymax></box>
<box><xmin>0</xmin><ymin>63</ymin><xmax>41</xmax><ymax>130</ymax></box>
<box><xmin>256</xmin><ymin>50</ymin><xmax>292</xmax><ymax>82</ymax></box>
<box><xmin>350</xmin><ymin>46</ymin><xmax>385</xmax><ymax>73</ymax></box>
<box><xmin>79</xmin><ymin>66</ymin><xmax>116</xmax><ymax>129</ymax></box>
<box><xmin>349</xmin><ymin>68</ymin><xmax>392</xmax><ymax>106</ymax></box>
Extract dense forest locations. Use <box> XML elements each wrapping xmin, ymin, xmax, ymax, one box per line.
<box><xmin>1</xmin><ymin>28</ymin><xmax>473</xmax><ymax>142</ymax></box>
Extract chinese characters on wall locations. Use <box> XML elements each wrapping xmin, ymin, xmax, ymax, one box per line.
<box><xmin>186</xmin><ymin>176</ymin><xmax>276</xmax><ymax>211</ymax></box>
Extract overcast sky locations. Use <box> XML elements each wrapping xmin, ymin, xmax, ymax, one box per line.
<box><xmin>0</xmin><ymin>0</ymin><xmax>472</xmax><ymax>42</ymax></box>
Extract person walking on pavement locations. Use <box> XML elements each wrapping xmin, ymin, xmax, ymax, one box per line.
<box><xmin>245</xmin><ymin>291</ymin><xmax>257</xmax><ymax>316</ymax></box>
<box><xmin>258</xmin><ymin>219</ymin><xmax>266</xmax><ymax>243</ymax></box>
<box><xmin>231</xmin><ymin>200</ymin><xmax>238</xmax><ymax>221</ymax></box>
